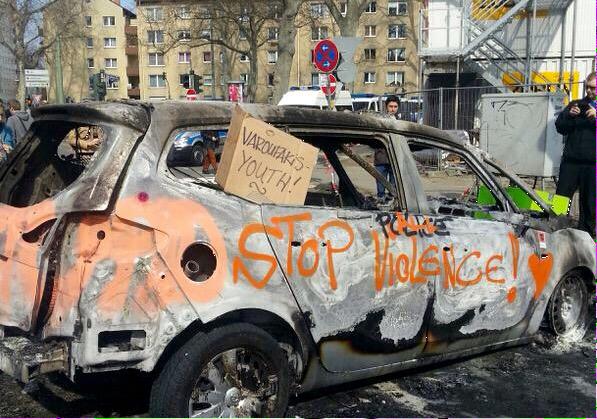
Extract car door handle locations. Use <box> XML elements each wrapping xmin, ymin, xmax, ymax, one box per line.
<box><xmin>336</xmin><ymin>210</ymin><xmax>370</xmax><ymax>220</ymax></box>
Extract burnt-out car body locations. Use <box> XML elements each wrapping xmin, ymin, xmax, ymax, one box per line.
<box><xmin>0</xmin><ymin>101</ymin><xmax>593</xmax><ymax>417</ymax></box>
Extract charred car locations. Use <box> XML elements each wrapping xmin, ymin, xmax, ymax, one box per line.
<box><xmin>0</xmin><ymin>101</ymin><xmax>593</xmax><ymax>417</ymax></box>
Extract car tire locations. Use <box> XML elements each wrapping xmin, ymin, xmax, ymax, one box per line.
<box><xmin>149</xmin><ymin>323</ymin><xmax>290</xmax><ymax>418</ymax></box>
<box><xmin>191</xmin><ymin>143</ymin><xmax>205</xmax><ymax>166</ymax></box>
<box><xmin>545</xmin><ymin>270</ymin><xmax>590</xmax><ymax>341</ymax></box>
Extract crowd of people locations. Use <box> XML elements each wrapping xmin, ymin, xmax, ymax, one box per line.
<box><xmin>0</xmin><ymin>98</ymin><xmax>35</xmax><ymax>161</ymax></box>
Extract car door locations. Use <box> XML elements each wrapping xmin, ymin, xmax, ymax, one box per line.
<box><xmin>0</xmin><ymin>110</ymin><xmax>148</xmax><ymax>332</ymax></box>
<box><xmin>260</xmin><ymin>133</ymin><xmax>435</xmax><ymax>372</ymax></box>
<box><xmin>401</xmin><ymin>136</ymin><xmax>540</xmax><ymax>354</ymax></box>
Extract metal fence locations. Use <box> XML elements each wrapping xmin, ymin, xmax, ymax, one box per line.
<box><xmin>396</xmin><ymin>82</ymin><xmax>586</xmax><ymax>131</ymax></box>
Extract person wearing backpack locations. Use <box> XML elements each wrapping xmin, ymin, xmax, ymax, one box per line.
<box><xmin>6</xmin><ymin>99</ymin><xmax>33</xmax><ymax>143</ymax></box>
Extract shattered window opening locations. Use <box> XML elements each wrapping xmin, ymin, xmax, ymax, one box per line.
<box><xmin>0</xmin><ymin>122</ymin><xmax>111</xmax><ymax>208</ymax></box>
<box><xmin>407</xmin><ymin>141</ymin><xmax>506</xmax><ymax>219</ymax></box>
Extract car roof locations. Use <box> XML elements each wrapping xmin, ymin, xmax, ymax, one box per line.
<box><xmin>32</xmin><ymin>100</ymin><xmax>461</xmax><ymax>146</ymax></box>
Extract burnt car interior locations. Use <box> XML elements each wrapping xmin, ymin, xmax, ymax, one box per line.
<box><xmin>0</xmin><ymin>122</ymin><xmax>107</xmax><ymax>208</ymax></box>
<box><xmin>166</xmin><ymin>128</ymin><xmax>401</xmax><ymax>211</ymax></box>
<box><xmin>408</xmin><ymin>141</ymin><xmax>504</xmax><ymax>219</ymax></box>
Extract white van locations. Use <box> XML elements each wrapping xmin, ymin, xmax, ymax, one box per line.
<box><xmin>278</xmin><ymin>86</ymin><xmax>354</xmax><ymax>111</ymax></box>
<box><xmin>351</xmin><ymin>94</ymin><xmax>381</xmax><ymax>112</ymax></box>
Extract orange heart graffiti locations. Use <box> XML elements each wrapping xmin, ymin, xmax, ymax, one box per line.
<box><xmin>528</xmin><ymin>253</ymin><xmax>553</xmax><ymax>300</ymax></box>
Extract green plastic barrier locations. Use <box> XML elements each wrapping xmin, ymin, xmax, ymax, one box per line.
<box><xmin>477</xmin><ymin>185</ymin><xmax>570</xmax><ymax>215</ymax></box>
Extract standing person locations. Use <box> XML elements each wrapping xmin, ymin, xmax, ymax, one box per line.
<box><xmin>555</xmin><ymin>71</ymin><xmax>596</xmax><ymax>236</ymax></box>
<box><xmin>0</xmin><ymin>104</ymin><xmax>14</xmax><ymax>162</ymax></box>
<box><xmin>374</xmin><ymin>96</ymin><xmax>400</xmax><ymax>198</ymax></box>
<box><xmin>6</xmin><ymin>99</ymin><xmax>33</xmax><ymax>143</ymax></box>
<box><xmin>202</xmin><ymin>130</ymin><xmax>219</xmax><ymax>174</ymax></box>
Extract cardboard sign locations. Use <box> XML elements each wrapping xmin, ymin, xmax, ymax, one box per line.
<box><xmin>216</xmin><ymin>105</ymin><xmax>319</xmax><ymax>205</ymax></box>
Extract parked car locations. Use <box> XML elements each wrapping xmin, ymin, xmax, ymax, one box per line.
<box><xmin>166</xmin><ymin>129</ymin><xmax>227</xmax><ymax>166</ymax></box>
<box><xmin>0</xmin><ymin>101</ymin><xmax>593</xmax><ymax>417</ymax></box>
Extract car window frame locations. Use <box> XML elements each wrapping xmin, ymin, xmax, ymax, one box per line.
<box><xmin>404</xmin><ymin>135</ymin><xmax>517</xmax><ymax>216</ymax></box>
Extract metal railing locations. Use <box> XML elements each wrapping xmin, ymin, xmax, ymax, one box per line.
<box><xmin>396</xmin><ymin>81</ymin><xmax>584</xmax><ymax>131</ymax></box>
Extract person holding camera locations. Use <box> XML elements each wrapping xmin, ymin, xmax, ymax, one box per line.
<box><xmin>555</xmin><ymin>71</ymin><xmax>596</xmax><ymax>236</ymax></box>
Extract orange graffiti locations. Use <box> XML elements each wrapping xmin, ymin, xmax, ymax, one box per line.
<box><xmin>233</xmin><ymin>223</ymin><xmax>283</xmax><ymax>289</ymax></box>
<box><xmin>507</xmin><ymin>287</ymin><xmax>517</xmax><ymax>303</ymax></box>
<box><xmin>485</xmin><ymin>254</ymin><xmax>506</xmax><ymax>284</ymax></box>
<box><xmin>234</xmin><ymin>214</ymin><xmax>354</xmax><ymax>291</ymax></box>
<box><xmin>528</xmin><ymin>253</ymin><xmax>553</xmax><ymax>299</ymax></box>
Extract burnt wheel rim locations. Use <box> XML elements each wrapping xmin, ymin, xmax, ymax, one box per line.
<box><xmin>188</xmin><ymin>347</ymin><xmax>278</xmax><ymax>418</ymax></box>
<box><xmin>550</xmin><ymin>274</ymin><xmax>587</xmax><ymax>336</ymax></box>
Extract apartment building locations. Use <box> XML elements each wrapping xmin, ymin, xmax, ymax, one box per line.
<box><xmin>135</xmin><ymin>0</ymin><xmax>420</xmax><ymax>102</ymax></box>
<box><xmin>291</xmin><ymin>1</ymin><xmax>420</xmax><ymax>95</ymax></box>
<box><xmin>46</xmin><ymin>0</ymin><xmax>140</xmax><ymax>102</ymax></box>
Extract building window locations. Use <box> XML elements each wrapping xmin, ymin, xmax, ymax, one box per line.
<box><xmin>311</xmin><ymin>72</ymin><xmax>319</xmax><ymax>86</ymax></box>
<box><xmin>364</xmin><ymin>25</ymin><xmax>376</xmax><ymax>37</ymax></box>
<box><xmin>387</xmin><ymin>47</ymin><xmax>406</xmax><ymax>62</ymax></box>
<box><xmin>200</xmin><ymin>7</ymin><xmax>211</xmax><ymax>18</ymax></box>
<box><xmin>104</xmin><ymin>37</ymin><xmax>116</xmax><ymax>48</ymax></box>
<box><xmin>311</xmin><ymin>26</ymin><xmax>328</xmax><ymax>41</ymax></box>
<box><xmin>85</xmin><ymin>16</ymin><xmax>92</xmax><ymax>26</ymax></box>
<box><xmin>149</xmin><ymin>74</ymin><xmax>166</xmax><ymax>88</ymax></box>
<box><xmin>267</xmin><ymin>50</ymin><xmax>278</xmax><ymax>64</ymax></box>
<box><xmin>87</xmin><ymin>58</ymin><xmax>95</xmax><ymax>68</ymax></box>
<box><xmin>340</xmin><ymin>2</ymin><xmax>347</xmax><ymax>16</ymax></box>
<box><xmin>179</xmin><ymin>73</ymin><xmax>190</xmax><ymax>86</ymax></box>
<box><xmin>147</xmin><ymin>30</ymin><xmax>164</xmax><ymax>44</ymax></box>
<box><xmin>388</xmin><ymin>1</ymin><xmax>407</xmax><ymax>16</ymax></box>
<box><xmin>200</xmin><ymin>30</ymin><xmax>211</xmax><ymax>40</ymax></box>
<box><xmin>364</xmin><ymin>48</ymin><xmax>376</xmax><ymax>60</ymax></box>
<box><xmin>267</xmin><ymin>73</ymin><xmax>275</xmax><ymax>87</ymax></box>
<box><xmin>105</xmin><ymin>58</ymin><xmax>117</xmax><ymax>68</ymax></box>
<box><xmin>86</xmin><ymin>37</ymin><xmax>93</xmax><ymax>48</ymax></box>
<box><xmin>388</xmin><ymin>24</ymin><xmax>407</xmax><ymax>39</ymax></box>
<box><xmin>178</xmin><ymin>51</ymin><xmax>191</xmax><ymax>63</ymax></box>
<box><xmin>386</xmin><ymin>71</ymin><xmax>404</xmax><ymax>86</ymax></box>
<box><xmin>240</xmin><ymin>73</ymin><xmax>249</xmax><ymax>84</ymax></box>
<box><xmin>204</xmin><ymin>74</ymin><xmax>213</xmax><ymax>86</ymax></box>
<box><xmin>310</xmin><ymin>3</ymin><xmax>327</xmax><ymax>17</ymax></box>
<box><xmin>178</xmin><ymin>30</ymin><xmax>191</xmax><ymax>41</ymax></box>
<box><xmin>239</xmin><ymin>27</ymin><xmax>248</xmax><ymax>40</ymax></box>
<box><xmin>103</xmin><ymin>16</ymin><xmax>115</xmax><ymax>26</ymax></box>
<box><xmin>148</xmin><ymin>52</ymin><xmax>165</xmax><ymax>66</ymax></box>
<box><xmin>364</xmin><ymin>71</ymin><xmax>376</xmax><ymax>84</ymax></box>
<box><xmin>177</xmin><ymin>6</ymin><xmax>191</xmax><ymax>19</ymax></box>
<box><xmin>145</xmin><ymin>7</ymin><xmax>163</xmax><ymax>22</ymax></box>
<box><xmin>365</xmin><ymin>1</ymin><xmax>376</xmax><ymax>13</ymax></box>
<box><xmin>239</xmin><ymin>54</ymin><xmax>250</xmax><ymax>62</ymax></box>
<box><xmin>202</xmin><ymin>51</ymin><xmax>211</xmax><ymax>63</ymax></box>
<box><xmin>267</xmin><ymin>27</ymin><xmax>279</xmax><ymax>41</ymax></box>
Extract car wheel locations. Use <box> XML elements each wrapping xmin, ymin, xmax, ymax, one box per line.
<box><xmin>546</xmin><ymin>271</ymin><xmax>589</xmax><ymax>341</ymax></box>
<box><xmin>191</xmin><ymin>144</ymin><xmax>205</xmax><ymax>166</ymax></box>
<box><xmin>149</xmin><ymin>323</ymin><xmax>290</xmax><ymax>418</ymax></box>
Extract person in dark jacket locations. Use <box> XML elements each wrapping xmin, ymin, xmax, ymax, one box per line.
<box><xmin>6</xmin><ymin>99</ymin><xmax>33</xmax><ymax>143</ymax></box>
<box><xmin>555</xmin><ymin>71</ymin><xmax>596</xmax><ymax>236</ymax></box>
<box><xmin>374</xmin><ymin>96</ymin><xmax>400</xmax><ymax>198</ymax></box>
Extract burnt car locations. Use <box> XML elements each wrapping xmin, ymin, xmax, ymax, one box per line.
<box><xmin>0</xmin><ymin>101</ymin><xmax>593</xmax><ymax>417</ymax></box>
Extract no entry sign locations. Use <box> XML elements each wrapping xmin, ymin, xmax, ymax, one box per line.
<box><xmin>319</xmin><ymin>73</ymin><xmax>337</xmax><ymax>95</ymax></box>
<box><xmin>313</xmin><ymin>39</ymin><xmax>339</xmax><ymax>73</ymax></box>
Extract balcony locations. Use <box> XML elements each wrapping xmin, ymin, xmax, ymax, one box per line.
<box><xmin>125</xmin><ymin>45</ymin><xmax>138</xmax><ymax>55</ymax></box>
<box><xmin>127</xmin><ymin>87</ymin><xmax>140</xmax><ymax>98</ymax></box>
<box><xmin>126</xmin><ymin>66</ymin><xmax>139</xmax><ymax>77</ymax></box>
<box><xmin>125</xmin><ymin>25</ymin><xmax>137</xmax><ymax>36</ymax></box>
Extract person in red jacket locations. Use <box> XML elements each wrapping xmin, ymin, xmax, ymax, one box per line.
<box><xmin>555</xmin><ymin>71</ymin><xmax>596</xmax><ymax>236</ymax></box>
